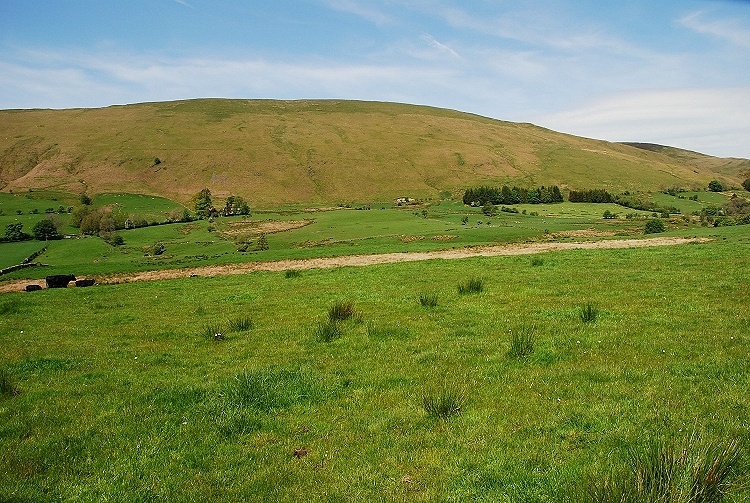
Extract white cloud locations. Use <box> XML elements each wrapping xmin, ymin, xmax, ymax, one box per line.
<box><xmin>679</xmin><ymin>11</ymin><xmax>750</xmax><ymax>49</ymax></box>
<box><xmin>420</xmin><ymin>34</ymin><xmax>460</xmax><ymax>58</ymax></box>
<box><xmin>538</xmin><ymin>87</ymin><xmax>750</xmax><ymax>158</ymax></box>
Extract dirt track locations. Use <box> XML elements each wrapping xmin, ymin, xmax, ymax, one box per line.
<box><xmin>0</xmin><ymin>236</ymin><xmax>710</xmax><ymax>293</ymax></box>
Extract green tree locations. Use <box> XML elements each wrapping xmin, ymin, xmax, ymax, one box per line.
<box><xmin>194</xmin><ymin>188</ymin><xmax>213</xmax><ymax>218</ymax></box>
<box><xmin>644</xmin><ymin>219</ymin><xmax>666</xmax><ymax>234</ymax></box>
<box><xmin>742</xmin><ymin>178</ymin><xmax>750</xmax><ymax>192</ymax></box>
<box><xmin>256</xmin><ymin>233</ymin><xmax>269</xmax><ymax>251</ymax></box>
<box><xmin>32</xmin><ymin>219</ymin><xmax>61</xmax><ymax>240</ymax></box>
<box><xmin>708</xmin><ymin>179</ymin><xmax>724</xmax><ymax>192</ymax></box>
<box><xmin>4</xmin><ymin>223</ymin><xmax>30</xmax><ymax>242</ymax></box>
<box><xmin>482</xmin><ymin>201</ymin><xmax>497</xmax><ymax>216</ymax></box>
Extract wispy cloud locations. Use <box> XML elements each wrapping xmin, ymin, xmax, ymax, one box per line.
<box><xmin>679</xmin><ymin>10</ymin><xmax>750</xmax><ymax>48</ymax></box>
<box><xmin>420</xmin><ymin>34</ymin><xmax>460</xmax><ymax>58</ymax></box>
<box><xmin>323</xmin><ymin>0</ymin><xmax>394</xmax><ymax>25</ymax></box>
<box><xmin>173</xmin><ymin>0</ymin><xmax>191</xmax><ymax>7</ymax></box>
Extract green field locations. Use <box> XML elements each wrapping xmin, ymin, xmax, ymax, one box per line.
<box><xmin>1</xmin><ymin>226</ymin><xmax>749</xmax><ymax>501</ymax></box>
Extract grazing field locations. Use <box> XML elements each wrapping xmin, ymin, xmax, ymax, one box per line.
<box><xmin>1</xmin><ymin>227</ymin><xmax>748</xmax><ymax>501</ymax></box>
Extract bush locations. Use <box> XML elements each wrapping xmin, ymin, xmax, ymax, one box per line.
<box><xmin>418</xmin><ymin>293</ymin><xmax>438</xmax><ymax>307</ymax></box>
<box><xmin>328</xmin><ymin>301</ymin><xmax>355</xmax><ymax>322</ymax></box>
<box><xmin>458</xmin><ymin>278</ymin><xmax>484</xmax><ymax>294</ymax></box>
<box><xmin>743</xmin><ymin>178</ymin><xmax>750</xmax><ymax>192</ymax></box>
<box><xmin>422</xmin><ymin>381</ymin><xmax>466</xmax><ymax>420</ymax></box>
<box><xmin>644</xmin><ymin>219</ymin><xmax>666</xmax><ymax>234</ymax></box>
<box><xmin>580</xmin><ymin>302</ymin><xmax>599</xmax><ymax>323</ymax></box>
<box><xmin>150</xmin><ymin>242</ymin><xmax>166</xmax><ymax>256</ymax></box>
<box><xmin>579</xmin><ymin>434</ymin><xmax>747</xmax><ymax>503</ymax></box>
<box><xmin>507</xmin><ymin>326</ymin><xmax>536</xmax><ymax>358</ymax></box>
<box><xmin>708</xmin><ymin>179</ymin><xmax>724</xmax><ymax>192</ymax></box>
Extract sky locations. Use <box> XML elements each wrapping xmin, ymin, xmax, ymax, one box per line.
<box><xmin>1</xmin><ymin>1</ymin><xmax>749</xmax><ymax>158</ymax></box>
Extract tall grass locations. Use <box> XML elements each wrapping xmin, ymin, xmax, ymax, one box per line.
<box><xmin>418</xmin><ymin>293</ymin><xmax>439</xmax><ymax>307</ymax></box>
<box><xmin>316</xmin><ymin>319</ymin><xmax>343</xmax><ymax>342</ymax></box>
<box><xmin>228</xmin><ymin>316</ymin><xmax>253</xmax><ymax>332</ymax></box>
<box><xmin>457</xmin><ymin>278</ymin><xmax>484</xmax><ymax>294</ymax></box>
<box><xmin>580</xmin><ymin>302</ymin><xmax>599</xmax><ymax>323</ymax></box>
<box><xmin>580</xmin><ymin>434</ymin><xmax>747</xmax><ymax>502</ymax></box>
<box><xmin>507</xmin><ymin>325</ymin><xmax>536</xmax><ymax>358</ymax></box>
<box><xmin>0</xmin><ymin>368</ymin><xmax>20</xmax><ymax>397</ymax></box>
<box><xmin>328</xmin><ymin>300</ymin><xmax>355</xmax><ymax>321</ymax></box>
<box><xmin>422</xmin><ymin>381</ymin><xmax>466</xmax><ymax>420</ymax></box>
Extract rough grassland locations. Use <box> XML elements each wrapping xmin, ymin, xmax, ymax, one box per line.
<box><xmin>1</xmin><ymin>232</ymin><xmax>749</xmax><ymax>501</ymax></box>
<box><xmin>2</xmin><ymin>99</ymin><xmax>747</xmax><ymax>207</ymax></box>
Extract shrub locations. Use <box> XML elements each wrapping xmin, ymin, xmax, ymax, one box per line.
<box><xmin>507</xmin><ymin>326</ymin><xmax>536</xmax><ymax>358</ymax></box>
<box><xmin>418</xmin><ymin>293</ymin><xmax>438</xmax><ymax>307</ymax></box>
<box><xmin>708</xmin><ymin>179</ymin><xmax>724</xmax><ymax>192</ymax></box>
<box><xmin>580</xmin><ymin>302</ymin><xmax>599</xmax><ymax>323</ymax></box>
<box><xmin>458</xmin><ymin>278</ymin><xmax>484</xmax><ymax>294</ymax></box>
<box><xmin>0</xmin><ymin>369</ymin><xmax>20</xmax><ymax>397</ymax></box>
<box><xmin>579</xmin><ymin>434</ymin><xmax>747</xmax><ymax>503</ymax></box>
<box><xmin>284</xmin><ymin>269</ymin><xmax>302</xmax><ymax>279</ymax></box>
<box><xmin>645</xmin><ymin>219</ymin><xmax>666</xmax><ymax>234</ymax></box>
<box><xmin>151</xmin><ymin>242</ymin><xmax>166</xmax><ymax>256</ymax></box>
<box><xmin>328</xmin><ymin>301</ymin><xmax>355</xmax><ymax>322</ymax></box>
<box><xmin>256</xmin><ymin>233</ymin><xmax>269</xmax><ymax>251</ymax></box>
<box><xmin>743</xmin><ymin>178</ymin><xmax>750</xmax><ymax>192</ymax></box>
<box><xmin>228</xmin><ymin>316</ymin><xmax>253</xmax><ymax>332</ymax></box>
<box><xmin>422</xmin><ymin>381</ymin><xmax>466</xmax><ymax>420</ymax></box>
<box><xmin>316</xmin><ymin>319</ymin><xmax>343</xmax><ymax>342</ymax></box>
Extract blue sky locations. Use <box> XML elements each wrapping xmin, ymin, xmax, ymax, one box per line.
<box><xmin>1</xmin><ymin>1</ymin><xmax>749</xmax><ymax>158</ymax></box>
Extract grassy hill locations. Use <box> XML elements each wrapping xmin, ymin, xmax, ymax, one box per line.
<box><xmin>1</xmin><ymin>99</ymin><xmax>748</xmax><ymax>207</ymax></box>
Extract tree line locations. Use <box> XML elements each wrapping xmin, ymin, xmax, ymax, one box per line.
<box><xmin>463</xmin><ymin>185</ymin><xmax>564</xmax><ymax>206</ymax></box>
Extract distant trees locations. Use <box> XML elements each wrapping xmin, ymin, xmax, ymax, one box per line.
<box><xmin>463</xmin><ymin>185</ymin><xmax>564</xmax><ymax>206</ymax></box>
<box><xmin>223</xmin><ymin>195</ymin><xmax>251</xmax><ymax>216</ymax></box>
<box><xmin>568</xmin><ymin>189</ymin><xmax>615</xmax><ymax>203</ymax></box>
<box><xmin>644</xmin><ymin>219</ymin><xmax>666</xmax><ymax>234</ymax></box>
<box><xmin>193</xmin><ymin>188</ymin><xmax>218</xmax><ymax>218</ymax></box>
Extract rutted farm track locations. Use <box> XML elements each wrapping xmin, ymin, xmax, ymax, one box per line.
<box><xmin>0</xmin><ymin>236</ymin><xmax>709</xmax><ymax>293</ymax></box>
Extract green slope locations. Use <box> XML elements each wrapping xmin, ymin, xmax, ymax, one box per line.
<box><xmin>0</xmin><ymin>99</ymin><xmax>747</xmax><ymax>207</ymax></box>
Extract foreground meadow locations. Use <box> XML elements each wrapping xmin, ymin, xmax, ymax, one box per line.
<box><xmin>1</xmin><ymin>228</ymin><xmax>749</xmax><ymax>501</ymax></box>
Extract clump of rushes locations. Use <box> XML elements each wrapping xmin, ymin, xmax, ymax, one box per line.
<box><xmin>418</xmin><ymin>293</ymin><xmax>438</xmax><ymax>307</ymax></box>
<box><xmin>580</xmin><ymin>434</ymin><xmax>747</xmax><ymax>503</ymax></box>
<box><xmin>0</xmin><ymin>369</ymin><xmax>20</xmax><ymax>397</ymax></box>
<box><xmin>202</xmin><ymin>324</ymin><xmax>225</xmax><ymax>341</ymax></box>
<box><xmin>328</xmin><ymin>301</ymin><xmax>355</xmax><ymax>322</ymax></box>
<box><xmin>458</xmin><ymin>278</ymin><xmax>484</xmax><ymax>294</ymax></box>
<box><xmin>507</xmin><ymin>325</ymin><xmax>536</xmax><ymax>358</ymax></box>
<box><xmin>228</xmin><ymin>316</ymin><xmax>253</xmax><ymax>332</ymax></box>
<box><xmin>422</xmin><ymin>381</ymin><xmax>466</xmax><ymax>420</ymax></box>
<box><xmin>579</xmin><ymin>302</ymin><xmax>599</xmax><ymax>323</ymax></box>
<box><xmin>284</xmin><ymin>269</ymin><xmax>302</xmax><ymax>279</ymax></box>
<box><xmin>316</xmin><ymin>319</ymin><xmax>343</xmax><ymax>342</ymax></box>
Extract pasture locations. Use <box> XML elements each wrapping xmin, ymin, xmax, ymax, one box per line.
<box><xmin>1</xmin><ymin>226</ymin><xmax>749</xmax><ymax>501</ymax></box>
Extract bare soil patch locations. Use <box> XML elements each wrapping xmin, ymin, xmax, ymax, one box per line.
<box><xmin>0</xmin><ymin>236</ymin><xmax>710</xmax><ymax>293</ymax></box>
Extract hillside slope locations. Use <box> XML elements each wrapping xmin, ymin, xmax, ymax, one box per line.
<box><xmin>1</xmin><ymin>99</ymin><xmax>747</xmax><ymax>206</ymax></box>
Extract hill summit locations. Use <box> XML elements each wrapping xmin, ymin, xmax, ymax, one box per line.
<box><xmin>1</xmin><ymin>99</ymin><xmax>747</xmax><ymax>206</ymax></box>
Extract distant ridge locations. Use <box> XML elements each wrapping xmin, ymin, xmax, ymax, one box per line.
<box><xmin>1</xmin><ymin>99</ymin><xmax>747</xmax><ymax>206</ymax></box>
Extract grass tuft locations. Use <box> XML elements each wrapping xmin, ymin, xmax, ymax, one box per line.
<box><xmin>328</xmin><ymin>300</ymin><xmax>355</xmax><ymax>321</ymax></box>
<box><xmin>530</xmin><ymin>256</ymin><xmax>545</xmax><ymax>267</ymax></box>
<box><xmin>581</xmin><ymin>434</ymin><xmax>747</xmax><ymax>503</ymax></box>
<box><xmin>457</xmin><ymin>278</ymin><xmax>484</xmax><ymax>294</ymax></box>
<box><xmin>228</xmin><ymin>316</ymin><xmax>253</xmax><ymax>332</ymax></box>
<box><xmin>284</xmin><ymin>269</ymin><xmax>302</xmax><ymax>279</ymax></box>
<box><xmin>422</xmin><ymin>381</ymin><xmax>466</xmax><ymax>420</ymax></box>
<box><xmin>0</xmin><ymin>368</ymin><xmax>20</xmax><ymax>397</ymax></box>
<box><xmin>580</xmin><ymin>302</ymin><xmax>599</xmax><ymax>323</ymax></box>
<box><xmin>316</xmin><ymin>319</ymin><xmax>343</xmax><ymax>342</ymax></box>
<box><xmin>418</xmin><ymin>293</ymin><xmax>439</xmax><ymax>307</ymax></box>
<box><xmin>201</xmin><ymin>324</ymin><xmax>225</xmax><ymax>341</ymax></box>
<box><xmin>507</xmin><ymin>325</ymin><xmax>536</xmax><ymax>358</ymax></box>
<box><xmin>222</xmin><ymin>368</ymin><xmax>324</xmax><ymax>413</ymax></box>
